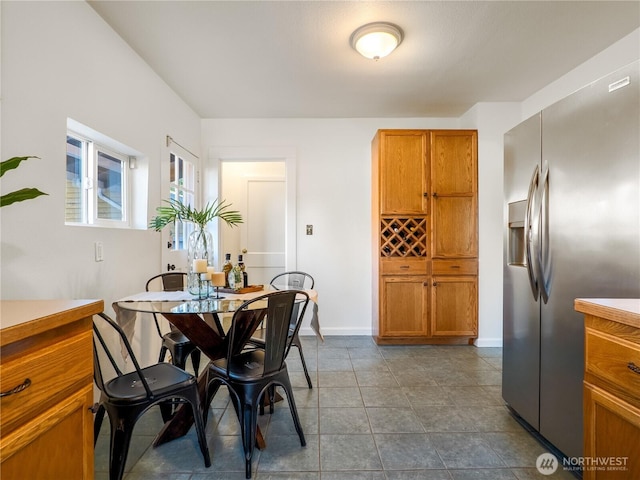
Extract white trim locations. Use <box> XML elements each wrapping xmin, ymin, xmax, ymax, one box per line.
<box><xmin>473</xmin><ymin>337</ymin><xmax>503</xmax><ymax>348</ymax></box>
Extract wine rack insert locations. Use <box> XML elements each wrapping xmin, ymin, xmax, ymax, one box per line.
<box><xmin>380</xmin><ymin>217</ymin><xmax>428</xmax><ymax>257</ymax></box>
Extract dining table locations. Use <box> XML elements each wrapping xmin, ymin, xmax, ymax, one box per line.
<box><xmin>113</xmin><ymin>286</ymin><xmax>320</xmax><ymax>448</ymax></box>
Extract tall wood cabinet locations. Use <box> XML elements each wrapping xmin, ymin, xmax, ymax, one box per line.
<box><xmin>576</xmin><ymin>298</ymin><xmax>640</xmax><ymax>480</ymax></box>
<box><xmin>372</xmin><ymin>129</ymin><xmax>478</xmax><ymax>344</ymax></box>
<box><xmin>0</xmin><ymin>299</ymin><xmax>103</xmax><ymax>480</ymax></box>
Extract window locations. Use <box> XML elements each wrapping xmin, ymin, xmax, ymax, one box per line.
<box><xmin>168</xmin><ymin>151</ymin><xmax>196</xmax><ymax>250</ymax></box>
<box><xmin>66</xmin><ymin>132</ymin><xmax>129</xmax><ymax>227</ymax></box>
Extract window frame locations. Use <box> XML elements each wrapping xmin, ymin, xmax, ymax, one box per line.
<box><xmin>66</xmin><ymin>130</ymin><xmax>130</xmax><ymax>228</ymax></box>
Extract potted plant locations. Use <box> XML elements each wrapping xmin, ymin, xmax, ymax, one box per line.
<box><xmin>150</xmin><ymin>198</ymin><xmax>242</xmax><ymax>295</ymax></box>
<box><xmin>0</xmin><ymin>156</ymin><xmax>48</xmax><ymax>207</ymax></box>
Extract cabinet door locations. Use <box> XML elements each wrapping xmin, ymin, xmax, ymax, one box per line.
<box><xmin>584</xmin><ymin>382</ymin><xmax>640</xmax><ymax>480</ymax></box>
<box><xmin>381</xmin><ymin>276</ymin><xmax>429</xmax><ymax>337</ymax></box>
<box><xmin>0</xmin><ymin>385</ymin><xmax>94</xmax><ymax>480</ymax></box>
<box><xmin>379</xmin><ymin>131</ymin><xmax>429</xmax><ymax>215</ymax></box>
<box><xmin>430</xmin><ymin>130</ymin><xmax>478</xmax><ymax>258</ymax></box>
<box><xmin>431</xmin><ymin>275</ymin><xmax>478</xmax><ymax>336</ymax></box>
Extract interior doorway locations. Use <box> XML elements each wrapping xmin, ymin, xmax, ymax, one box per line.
<box><xmin>205</xmin><ymin>146</ymin><xmax>297</xmax><ymax>285</ymax></box>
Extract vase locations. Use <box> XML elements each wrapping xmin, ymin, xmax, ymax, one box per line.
<box><xmin>187</xmin><ymin>225</ymin><xmax>214</xmax><ymax>296</ymax></box>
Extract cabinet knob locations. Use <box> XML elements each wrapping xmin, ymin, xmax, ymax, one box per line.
<box><xmin>423</xmin><ymin>192</ymin><xmax>429</xmax><ymax>198</ymax></box>
<box><xmin>433</xmin><ymin>281</ymin><xmax>438</xmax><ymax>287</ymax></box>
<box><xmin>432</xmin><ymin>192</ymin><xmax>438</xmax><ymax>198</ymax></box>
<box><xmin>628</xmin><ymin>362</ymin><xmax>640</xmax><ymax>375</ymax></box>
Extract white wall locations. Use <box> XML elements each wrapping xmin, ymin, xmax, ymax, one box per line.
<box><xmin>1</xmin><ymin>1</ymin><xmax>200</xmax><ymax>350</ymax></box>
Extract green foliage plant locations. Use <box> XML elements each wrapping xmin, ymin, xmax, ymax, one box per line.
<box><xmin>149</xmin><ymin>198</ymin><xmax>243</xmax><ymax>231</ymax></box>
<box><xmin>0</xmin><ymin>156</ymin><xmax>48</xmax><ymax>207</ymax></box>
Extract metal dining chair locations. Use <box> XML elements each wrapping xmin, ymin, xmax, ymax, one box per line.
<box><xmin>254</xmin><ymin>271</ymin><xmax>315</xmax><ymax>388</ymax></box>
<box><xmin>205</xmin><ymin>290</ymin><xmax>310</xmax><ymax>479</ymax></box>
<box><xmin>146</xmin><ymin>272</ymin><xmax>202</xmax><ymax>377</ymax></box>
<box><xmin>92</xmin><ymin>312</ymin><xmax>211</xmax><ymax>480</ymax></box>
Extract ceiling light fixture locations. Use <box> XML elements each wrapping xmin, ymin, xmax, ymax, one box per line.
<box><xmin>350</xmin><ymin>22</ymin><xmax>403</xmax><ymax>60</ymax></box>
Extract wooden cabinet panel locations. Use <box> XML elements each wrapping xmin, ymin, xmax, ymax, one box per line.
<box><xmin>430</xmin><ymin>130</ymin><xmax>477</xmax><ymax>195</ymax></box>
<box><xmin>586</xmin><ymin>327</ymin><xmax>640</xmax><ymax>400</ymax></box>
<box><xmin>584</xmin><ymin>383</ymin><xmax>640</xmax><ymax>479</ymax></box>
<box><xmin>0</xmin><ymin>330</ymin><xmax>92</xmax><ymax>434</ymax></box>
<box><xmin>381</xmin><ymin>276</ymin><xmax>429</xmax><ymax>337</ymax></box>
<box><xmin>0</xmin><ymin>386</ymin><xmax>94</xmax><ymax>480</ymax></box>
<box><xmin>431</xmin><ymin>276</ymin><xmax>478</xmax><ymax>336</ymax></box>
<box><xmin>377</xmin><ymin>131</ymin><xmax>428</xmax><ymax>215</ymax></box>
<box><xmin>432</xmin><ymin>196</ymin><xmax>478</xmax><ymax>258</ymax></box>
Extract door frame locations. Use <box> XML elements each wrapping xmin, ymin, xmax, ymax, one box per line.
<box><xmin>205</xmin><ymin>146</ymin><xmax>297</xmax><ymax>271</ymax></box>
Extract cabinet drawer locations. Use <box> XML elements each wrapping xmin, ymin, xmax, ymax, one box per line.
<box><xmin>432</xmin><ymin>259</ymin><xmax>477</xmax><ymax>275</ymax></box>
<box><xmin>0</xmin><ymin>330</ymin><xmax>93</xmax><ymax>434</ymax></box>
<box><xmin>381</xmin><ymin>258</ymin><xmax>429</xmax><ymax>275</ymax></box>
<box><xmin>585</xmin><ymin>327</ymin><xmax>640</xmax><ymax>399</ymax></box>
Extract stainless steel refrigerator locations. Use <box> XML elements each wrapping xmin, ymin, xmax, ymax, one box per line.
<box><xmin>503</xmin><ymin>61</ymin><xmax>640</xmax><ymax>460</ymax></box>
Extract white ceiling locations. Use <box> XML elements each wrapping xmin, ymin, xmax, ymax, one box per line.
<box><xmin>88</xmin><ymin>1</ymin><xmax>640</xmax><ymax>119</ymax></box>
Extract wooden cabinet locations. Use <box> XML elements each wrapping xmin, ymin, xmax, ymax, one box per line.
<box><xmin>374</xmin><ymin>130</ymin><xmax>429</xmax><ymax>215</ymax></box>
<box><xmin>0</xmin><ymin>299</ymin><xmax>103</xmax><ymax>480</ymax></box>
<box><xmin>430</xmin><ymin>130</ymin><xmax>478</xmax><ymax>258</ymax></box>
<box><xmin>372</xmin><ymin>129</ymin><xmax>477</xmax><ymax>344</ymax></box>
<box><xmin>380</xmin><ymin>275</ymin><xmax>429</xmax><ymax>338</ymax></box>
<box><xmin>576</xmin><ymin>298</ymin><xmax>640</xmax><ymax>480</ymax></box>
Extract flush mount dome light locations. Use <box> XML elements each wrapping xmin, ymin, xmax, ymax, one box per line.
<box><xmin>350</xmin><ymin>22</ymin><xmax>403</xmax><ymax>60</ymax></box>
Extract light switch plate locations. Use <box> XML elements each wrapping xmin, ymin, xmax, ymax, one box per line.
<box><xmin>95</xmin><ymin>241</ymin><xmax>104</xmax><ymax>262</ymax></box>
<box><xmin>306</xmin><ymin>225</ymin><xmax>313</xmax><ymax>235</ymax></box>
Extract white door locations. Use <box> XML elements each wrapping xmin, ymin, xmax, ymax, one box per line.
<box><xmin>238</xmin><ymin>176</ymin><xmax>286</xmax><ymax>286</ymax></box>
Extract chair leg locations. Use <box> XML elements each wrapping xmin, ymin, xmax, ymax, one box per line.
<box><xmin>105</xmin><ymin>408</ymin><xmax>137</xmax><ymax>480</ymax></box>
<box><xmin>185</xmin><ymin>390</ymin><xmax>211</xmax><ymax>468</ymax></box>
<box><xmin>240</xmin><ymin>402</ymin><xmax>259</xmax><ymax>479</ymax></box>
<box><xmin>280</xmin><ymin>375</ymin><xmax>306</xmax><ymax>447</ymax></box>
<box><xmin>93</xmin><ymin>404</ymin><xmax>106</xmax><ymax>446</ymax></box>
<box><xmin>294</xmin><ymin>341</ymin><xmax>313</xmax><ymax>389</ymax></box>
<box><xmin>191</xmin><ymin>349</ymin><xmax>201</xmax><ymax>377</ymax></box>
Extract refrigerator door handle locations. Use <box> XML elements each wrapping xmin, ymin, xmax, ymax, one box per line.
<box><xmin>525</xmin><ymin>165</ymin><xmax>540</xmax><ymax>300</ymax></box>
<box><xmin>539</xmin><ymin>164</ymin><xmax>551</xmax><ymax>303</ymax></box>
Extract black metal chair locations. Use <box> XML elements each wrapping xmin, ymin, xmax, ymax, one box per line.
<box><xmin>205</xmin><ymin>290</ymin><xmax>309</xmax><ymax>479</ymax></box>
<box><xmin>146</xmin><ymin>272</ymin><xmax>201</xmax><ymax>377</ymax></box>
<box><xmin>92</xmin><ymin>312</ymin><xmax>211</xmax><ymax>480</ymax></box>
<box><xmin>251</xmin><ymin>271</ymin><xmax>315</xmax><ymax>388</ymax></box>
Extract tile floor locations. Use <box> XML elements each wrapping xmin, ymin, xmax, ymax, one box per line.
<box><xmin>94</xmin><ymin>336</ymin><xmax>577</xmax><ymax>479</ymax></box>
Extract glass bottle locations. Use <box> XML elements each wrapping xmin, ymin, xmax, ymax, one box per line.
<box><xmin>222</xmin><ymin>253</ymin><xmax>232</xmax><ymax>288</ymax></box>
<box><xmin>228</xmin><ymin>261</ymin><xmax>243</xmax><ymax>292</ymax></box>
<box><xmin>238</xmin><ymin>254</ymin><xmax>248</xmax><ymax>288</ymax></box>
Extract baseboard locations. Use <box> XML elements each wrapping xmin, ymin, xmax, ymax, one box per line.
<box><xmin>299</xmin><ymin>326</ymin><xmax>373</xmax><ymax>337</ymax></box>
<box><xmin>473</xmin><ymin>337</ymin><xmax>503</xmax><ymax>348</ymax></box>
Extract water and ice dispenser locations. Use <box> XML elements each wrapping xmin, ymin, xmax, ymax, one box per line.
<box><xmin>508</xmin><ymin>200</ymin><xmax>527</xmax><ymax>267</ymax></box>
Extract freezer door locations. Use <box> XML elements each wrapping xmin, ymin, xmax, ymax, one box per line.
<box><xmin>503</xmin><ymin>113</ymin><xmax>542</xmax><ymax>429</ymax></box>
<box><xmin>540</xmin><ymin>61</ymin><xmax>640</xmax><ymax>459</ymax></box>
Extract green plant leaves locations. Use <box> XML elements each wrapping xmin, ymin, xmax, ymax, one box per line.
<box><xmin>0</xmin><ymin>156</ymin><xmax>48</xmax><ymax>207</ymax></box>
<box><xmin>149</xmin><ymin>198</ymin><xmax>243</xmax><ymax>231</ymax></box>
<box><xmin>1</xmin><ymin>188</ymin><xmax>49</xmax><ymax>207</ymax></box>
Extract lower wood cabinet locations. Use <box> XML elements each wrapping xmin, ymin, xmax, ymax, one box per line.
<box><xmin>576</xmin><ymin>298</ymin><xmax>640</xmax><ymax>480</ymax></box>
<box><xmin>431</xmin><ymin>275</ymin><xmax>478</xmax><ymax>337</ymax></box>
<box><xmin>380</xmin><ymin>275</ymin><xmax>429</xmax><ymax>339</ymax></box>
<box><xmin>0</xmin><ymin>299</ymin><xmax>103</xmax><ymax>480</ymax></box>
